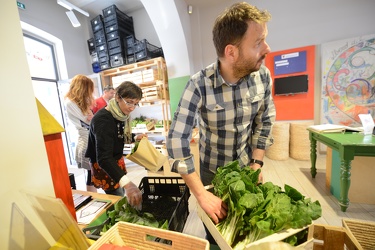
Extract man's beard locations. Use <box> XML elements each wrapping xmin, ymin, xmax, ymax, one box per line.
<box><xmin>233</xmin><ymin>54</ymin><xmax>265</xmax><ymax>79</ymax></box>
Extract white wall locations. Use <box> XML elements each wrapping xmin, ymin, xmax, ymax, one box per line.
<box><xmin>19</xmin><ymin>0</ymin><xmax>93</xmax><ymax>78</ymax></box>
<box><xmin>0</xmin><ymin>1</ymin><xmax>56</xmax><ymax>248</ymax></box>
<box><xmin>188</xmin><ymin>0</ymin><xmax>375</xmax><ymax>74</ymax></box>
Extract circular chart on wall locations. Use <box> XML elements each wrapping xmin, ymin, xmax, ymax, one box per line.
<box><xmin>322</xmin><ymin>36</ymin><xmax>375</xmax><ymax>126</ymax></box>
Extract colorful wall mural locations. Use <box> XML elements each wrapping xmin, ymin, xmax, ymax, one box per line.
<box><xmin>321</xmin><ymin>34</ymin><xmax>375</xmax><ymax>126</ymax></box>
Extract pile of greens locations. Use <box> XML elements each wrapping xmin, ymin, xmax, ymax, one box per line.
<box><xmin>102</xmin><ymin>196</ymin><xmax>168</xmax><ymax>233</ymax></box>
<box><xmin>212</xmin><ymin>161</ymin><xmax>322</xmax><ymax>249</ymax></box>
<box><xmin>131</xmin><ymin>115</ymin><xmax>148</xmax><ymax>128</ymax></box>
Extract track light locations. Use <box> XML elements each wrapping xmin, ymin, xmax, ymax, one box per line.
<box><xmin>66</xmin><ymin>10</ymin><xmax>81</xmax><ymax>27</ymax></box>
<box><xmin>188</xmin><ymin>5</ymin><xmax>193</xmax><ymax>14</ymax></box>
<box><xmin>57</xmin><ymin>0</ymin><xmax>89</xmax><ymax>17</ymax></box>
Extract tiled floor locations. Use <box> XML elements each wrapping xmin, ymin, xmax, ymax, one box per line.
<box><xmin>69</xmin><ymin>153</ymin><xmax>375</xmax><ymax>242</ymax></box>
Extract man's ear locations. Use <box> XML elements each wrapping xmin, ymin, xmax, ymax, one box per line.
<box><xmin>224</xmin><ymin>44</ymin><xmax>239</xmax><ymax>62</ymax></box>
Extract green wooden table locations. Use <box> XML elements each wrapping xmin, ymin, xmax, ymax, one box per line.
<box><xmin>307</xmin><ymin>130</ymin><xmax>375</xmax><ymax>212</ymax></box>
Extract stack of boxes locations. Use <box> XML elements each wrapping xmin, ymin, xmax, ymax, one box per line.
<box><xmin>88</xmin><ymin>4</ymin><xmax>163</xmax><ymax>72</ymax></box>
<box><xmin>91</xmin><ymin>15</ymin><xmax>110</xmax><ymax>71</ymax></box>
<box><xmin>103</xmin><ymin>5</ymin><xmax>134</xmax><ymax>68</ymax></box>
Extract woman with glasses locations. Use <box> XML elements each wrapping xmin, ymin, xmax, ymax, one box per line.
<box><xmin>85</xmin><ymin>81</ymin><xmax>147</xmax><ymax>209</ymax></box>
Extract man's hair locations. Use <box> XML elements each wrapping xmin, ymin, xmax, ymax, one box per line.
<box><xmin>212</xmin><ymin>2</ymin><xmax>271</xmax><ymax>57</ymax></box>
<box><xmin>103</xmin><ymin>85</ymin><xmax>114</xmax><ymax>91</ymax></box>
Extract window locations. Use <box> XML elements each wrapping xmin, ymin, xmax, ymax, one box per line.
<box><xmin>23</xmin><ymin>33</ymin><xmax>74</xmax><ymax>165</ymax></box>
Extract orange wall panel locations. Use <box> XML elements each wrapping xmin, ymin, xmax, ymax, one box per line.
<box><xmin>265</xmin><ymin>45</ymin><xmax>315</xmax><ymax>120</ymax></box>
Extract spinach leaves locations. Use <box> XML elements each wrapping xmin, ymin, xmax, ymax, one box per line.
<box><xmin>103</xmin><ymin>196</ymin><xmax>168</xmax><ymax>233</ymax></box>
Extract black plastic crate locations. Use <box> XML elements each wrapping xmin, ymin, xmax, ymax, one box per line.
<box><xmin>91</xmin><ymin>15</ymin><xmax>104</xmax><ymax>33</ymax></box>
<box><xmin>110</xmin><ymin>54</ymin><xmax>125</xmax><ymax>68</ymax></box>
<box><xmin>127</xmin><ymin>54</ymin><xmax>136</xmax><ymax>64</ymax></box>
<box><xmin>97</xmin><ymin>49</ymin><xmax>109</xmax><ymax>59</ymax></box>
<box><xmin>139</xmin><ymin>177</ymin><xmax>190</xmax><ymax>233</ymax></box>
<box><xmin>94</xmin><ymin>34</ymin><xmax>106</xmax><ymax>46</ymax></box>
<box><xmin>104</xmin><ymin>16</ymin><xmax>134</xmax><ymax>31</ymax></box>
<box><xmin>133</xmin><ymin>40</ymin><xmax>163</xmax><ymax>62</ymax></box>
<box><xmin>127</xmin><ymin>45</ymin><xmax>134</xmax><ymax>55</ymax></box>
<box><xmin>126</xmin><ymin>35</ymin><xmax>137</xmax><ymax>47</ymax></box>
<box><xmin>87</xmin><ymin>38</ymin><xmax>95</xmax><ymax>54</ymax></box>
<box><xmin>95</xmin><ymin>43</ymin><xmax>108</xmax><ymax>53</ymax></box>
<box><xmin>108</xmin><ymin>46</ymin><xmax>124</xmax><ymax>56</ymax></box>
<box><xmin>102</xmin><ymin>4</ymin><xmax>132</xmax><ymax>19</ymax></box>
<box><xmin>94</xmin><ymin>29</ymin><xmax>105</xmax><ymax>40</ymax></box>
<box><xmin>100</xmin><ymin>61</ymin><xmax>111</xmax><ymax>70</ymax></box>
<box><xmin>105</xmin><ymin>23</ymin><xmax>134</xmax><ymax>36</ymax></box>
<box><xmin>99</xmin><ymin>55</ymin><xmax>109</xmax><ymax>63</ymax></box>
<box><xmin>82</xmin><ymin>177</ymin><xmax>190</xmax><ymax>239</ymax></box>
<box><xmin>107</xmin><ymin>38</ymin><xmax>122</xmax><ymax>49</ymax></box>
<box><xmin>106</xmin><ymin>30</ymin><xmax>127</xmax><ymax>42</ymax></box>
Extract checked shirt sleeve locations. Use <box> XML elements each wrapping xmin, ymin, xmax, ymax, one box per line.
<box><xmin>166</xmin><ymin>79</ymin><xmax>201</xmax><ymax>174</ymax></box>
<box><xmin>251</xmin><ymin>67</ymin><xmax>276</xmax><ymax>150</ymax></box>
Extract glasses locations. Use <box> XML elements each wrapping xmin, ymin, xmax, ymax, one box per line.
<box><xmin>121</xmin><ymin>97</ymin><xmax>139</xmax><ymax>108</ymax></box>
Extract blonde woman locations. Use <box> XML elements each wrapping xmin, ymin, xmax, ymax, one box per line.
<box><xmin>65</xmin><ymin>74</ymin><xmax>96</xmax><ymax>192</ymax></box>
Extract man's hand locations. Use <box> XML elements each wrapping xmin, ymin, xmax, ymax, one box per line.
<box><xmin>249</xmin><ymin>164</ymin><xmax>263</xmax><ymax>184</ymax></box>
<box><xmin>197</xmin><ymin>190</ymin><xmax>227</xmax><ymax>224</ymax></box>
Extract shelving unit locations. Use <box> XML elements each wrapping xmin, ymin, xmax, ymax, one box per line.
<box><xmin>101</xmin><ymin>57</ymin><xmax>177</xmax><ymax>176</ymax></box>
<box><xmin>100</xmin><ymin>57</ymin><xmax>170</xmax><ymax>132</ymax></box>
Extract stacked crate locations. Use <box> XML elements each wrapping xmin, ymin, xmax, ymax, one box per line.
<box><xmin>126</xmin><ymin>36</ymin><xmax>164</xmax><ymax>63</ymax></box>
<box><xmin>102</xmin><ymin>5</ymin><xmax>135</xmax><ymax>68</ymax></box>
<box><xmin>91</xmin><ymin>15</ymin><xmax>110</xmax><ymax>71</ymax></box>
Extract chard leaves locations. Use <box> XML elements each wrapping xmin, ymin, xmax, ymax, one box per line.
<box><xmin>211</xmin><ymin>160</ymin><xmax>322</xmax><ymax>249</ymax></box>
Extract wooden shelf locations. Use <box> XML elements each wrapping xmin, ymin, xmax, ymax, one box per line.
<box><xmin>100</xmin><ymin>57</ymin><xmax>170</xmax><ymax>132</ymax></box>
<box><xmin>102</xmin><ymin>58</ymin><xmax>174</xmax><ymax>176</ymax></box>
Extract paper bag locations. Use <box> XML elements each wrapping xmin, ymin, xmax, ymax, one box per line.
<box><xmin>126</xmin><ymin>138</ymin><xmax>167</xmax><ymax>172</ymax></box>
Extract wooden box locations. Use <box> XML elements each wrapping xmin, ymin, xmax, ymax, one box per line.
<box><xmin>312</xmin><ymin>224</ymin><xmax>362</xmax><ymax>250</ymax></box>
<box><xmin>342</xmin><ymin>219</ymin><xmax>375</xmax><ymax>250</ymax></box>
<box><xmin>197</xmin><ymin>205</ymin><xmax>314</xmax><ymax>249</ymax></box>
<box><xmin>88</xmin><ymin>221</ymin><xmax>209</xmax><ymax>250</ymax></box>
<box><xmin>143</xmin><ymin>68</ymin><xmax>159</xmax><ymax>82</ymax></box>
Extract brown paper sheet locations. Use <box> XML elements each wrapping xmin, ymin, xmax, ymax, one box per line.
<box><xmin>126</xmin><ymin>138</ymin><xmax>167</xmax><ymax>172</ymax></box>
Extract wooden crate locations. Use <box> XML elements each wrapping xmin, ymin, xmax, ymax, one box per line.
<box><xmin>197</xmin><ymin>205</ymin><xmax>314</xmax><ymax>249</ymax></box>
<box><xmin>141</xmin><ymin>85</ymin><xmax>162</xmax><ymax>101</ymax></box>
<box><xmin>312</xmin><ymin>224</ymin><xmax>362</xmax><ymax>250</ymax></box>
<box><xmin>88</xmin><ymin>221</ymin><xmax>209</xmax><ymax>250</ymax></box>
<box><xmin>343</xmin><ymin>219</ymin><xmax>375</xmax><ymax>250</ymax></box>
<box><xmin>143</xmin><ymin>68</ymin><xmax>160</xmax><ymax>82</ymax></box>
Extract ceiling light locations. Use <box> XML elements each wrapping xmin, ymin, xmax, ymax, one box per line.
<box><xmin>66</xmin><ymin>10</ymin><xmax>81</xmax><ymax>27</ymax></box>
<box><xmin>57</xmin><ymin>0</ymin><xmax>89</xmax><ymax>17</ymax></box>
<box><xmin>188</xmin><ymin>5</ymin><xmax>193</xmax><ymax>14</ymax></box>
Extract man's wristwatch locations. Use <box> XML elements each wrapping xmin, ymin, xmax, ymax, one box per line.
<box><xmin>250</xmin><ymin>159</ymin><xmax>263</xmax><ymax>167</ymax></box>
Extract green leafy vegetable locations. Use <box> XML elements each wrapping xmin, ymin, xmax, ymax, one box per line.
<box><xmin>102</xmin><ymin>196</ymin><xmax>168</xmax><ymax>233</ymax></box>
<box><xmin>211</xmin><ymin>160</ymin><xmax>322</xmax><ymax>249</ymax></box>
<box><xmin>131</xmin><ymin>141</ymin><xmax>140</xmax><ymax>154</ymax></box>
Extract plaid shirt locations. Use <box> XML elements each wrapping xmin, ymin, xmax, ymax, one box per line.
<box><xmin>167</xmin><ymin>60</ymin><xmax>275</xmax><ymax>174</ymax></box>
